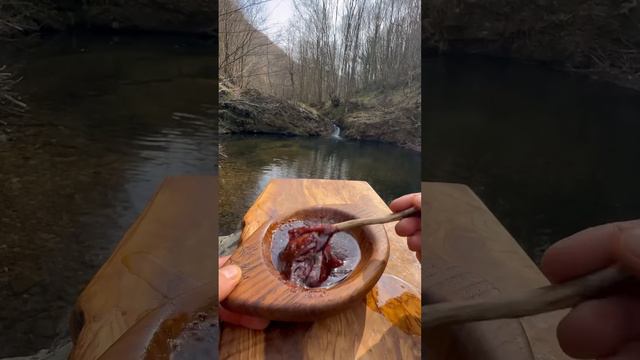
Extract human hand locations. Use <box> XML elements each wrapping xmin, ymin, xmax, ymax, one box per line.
<box><xmin>541</xmin><ymin>220</ymin><xmax>640</xmax><ymax>359</ymax></box>
<box><xmin>389</xmin><ymin>193</ymin><xmax>422</xmax><ymax>261</ymax></box>
<box><xmin>218</xmin><ymin>256</ymin><xmax>270</xmax><ymax>330</ymax></box>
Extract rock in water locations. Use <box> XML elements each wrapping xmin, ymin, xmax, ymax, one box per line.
<box><xmin>219</xmin><ymin>231</ymin><xmax>241</xmax><ymax>257</ymax></box>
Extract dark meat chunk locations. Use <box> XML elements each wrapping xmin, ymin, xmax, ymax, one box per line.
<box><xmin>278</xmin><ymin>225</ymin><xmax>343</xmax><ymax>287</ymax></box>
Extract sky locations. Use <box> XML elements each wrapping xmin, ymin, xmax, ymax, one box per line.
<box><xmin>261</xmin><ymin>0</ymin><xmax>295</xmax><ymax>45</ymax></box>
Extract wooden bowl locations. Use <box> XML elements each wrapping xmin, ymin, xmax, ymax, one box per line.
<box><xmin>222</xmin><ymin>205</ymin><xmax>390</xmax><ymax>322</ymax></box>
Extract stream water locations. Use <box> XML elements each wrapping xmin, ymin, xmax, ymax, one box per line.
<box><xmin>0</xmin><ymin>34</ymin><xmax>215</xmax><ymax>356</ymax></box>
<box><xmin>423</xmin><ymin>55</ymin><xmax>640</xmax><ymax>262</ymax></box>
<box><xmin>219</xmin><ymin>134</ymin><xmax>421</xmax><ymax>235</ymax></box>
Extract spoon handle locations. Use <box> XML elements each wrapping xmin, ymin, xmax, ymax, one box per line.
<box><xmin>333</xmin><ymin>207</ymin><xmax>419</xmax><ymax>232</ymax></box>
<box><xmin>423</xmin><ymin>265</ymin><xmax>633</xmax><ymax>329</ymax></box>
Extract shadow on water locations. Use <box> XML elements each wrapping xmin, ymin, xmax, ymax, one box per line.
<box><xmin>219</xmin><ymin>134</ymin><xmax>421</xmax><ymax>235</ymax></box>
<box><xmin>423</xmin><ymin>55</ymin><xmax>640</xmax><ymax>262</ymax></box>
<box><xmin>0</xmin><ymin>34</ymin><xmax>215</xmax><ymax>356</ymax></box>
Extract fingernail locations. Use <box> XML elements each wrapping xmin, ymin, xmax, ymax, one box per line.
<box><xmin>221</xmin><ymin>265</ymin><xmax>241</xmax><ymax>280</ymax></box>
<box><xmin>621</xmin><ymin>228</ymin><xmax>640</xmax><ymax>259</ymax></box>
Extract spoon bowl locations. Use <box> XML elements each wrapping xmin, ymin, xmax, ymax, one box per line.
<box><xmin>222</xmin><ymin>205</ymin><xmax>390</xmax><ymax>322</ymax></box>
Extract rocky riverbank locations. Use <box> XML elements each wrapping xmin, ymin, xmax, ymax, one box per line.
<box><xmin>0</xmin><ymin>0</ymin><xmax>214</xmax><ymax>36</ymax></box>
<box><xmin>322</xmin><ymin>84</ymin><xmax>422</xmax><ymax>151</ymax></box>
<box><xmin>219</xmin><ymin>82</ymin><xmax>421</xmax><ymax>151</ymax></box>
<box><xmin>0</xmin><ymin>342</ymin><xmax>71</xmax><ymax>360</ymax></box>
<box><xmin>423</xmin><ymin>0</ymin><xmax>640</xmax><ymax>91</ymax></box>
<box><xmin>219</xmin><ymin>83</ymin><xmax>333</xmax><ymax>136</ymax></box>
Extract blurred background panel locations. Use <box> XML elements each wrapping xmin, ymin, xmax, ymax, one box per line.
<box><xmin>422</xmin><ymin>1</ymin><xmax>640</xmax><ymax>262</ymax></box>
<box><xmin>0</xmin><ymin>1</ymin><xmax>216</xmax><ymax>356</ymax></box>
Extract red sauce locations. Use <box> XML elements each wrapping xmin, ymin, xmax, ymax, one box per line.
<box><xmin>272</xmin><ymin>220</ymin><xmax>361</xmax><ymax>288</ymax></box>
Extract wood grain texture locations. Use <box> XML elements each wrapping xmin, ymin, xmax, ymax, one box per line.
<box><xmin>223</xmin><ymin>205</ymin><xmax>390</xmax><ymax>321</ymax></box>
<box><xmin>333</xmin><ymin>207</ymin><xmax>419</xmax><ymax>232</ymax></box>
<box><xmin>69</xmin><ymin>176</ymin><xmax>218</xmax><ymax>360</ymax></box>
<box><xmin>220</xmin><ymin>179</ymin><xmax>421</xmax><ymax>360</ymax></box>
<box><xmin>425</xmin><ymin>265</ymin><xmax>630</xmax><ymax>328</ymax></box>
<box><xmin>423</xmin><ymin>182</ymin><xmax>570</xmax><ymax>360</ymax></box>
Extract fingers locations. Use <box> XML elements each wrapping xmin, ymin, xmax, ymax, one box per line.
<box><xmin>390</xmin><ymin>193</ymin><xmax>421</xmax><ymax>212</ymax></box>
<box><xmin>541</xmin><ymin>220</ymin><xmax>640</xmax><ymax>283</ymax></box>
<box><xmin>219</xmin><ymin>256</ymin><xmax>230</xmax><ymax>268</ymax></box>
<box><xmin>614</xmin><ymin>228</ymin><xmax>640</xmax><ymax>278</ymax></box>
<box><xmin>541</xmin><ymin>224</ymin><xmax>616</xmax><ymax>283</ymax></box>
<box><xmin>219</xmin><ymin>306</ymin><xmax>270</xmax><ymax>330</ymax></box>
<box><xmin>391</xmin><ymin>193</ymin><xmax>422</xmax><ymax>255</ymax></box>
<box><xmin>217</xmin><ymin>257</ymin><xmax>270</xmax><ymax>329</ymax></box>
<box><xmin>407</xmin><ymin>233</ymin><xmax>421</xmax><ymax>252</ymax></box>
<box><xmin>602</xmin><ymin>342</ymin><xmax>640</xmax><ymax>360</ymax></box>
<box><xmin>218</xmin><ymin>264</ymin><xmax>242</xmax><ymax>301</ymax></box>
<box><xmin>556</xmin><ymin>296</ymin><xmax>640</xmax><ymax>359</ymax></box>
<box><xmin>540</xmin><ymin>221</ymin><xmax>640</xmax><ymax>359</ymax></box>
<box><xmin>396</xmin><ymin>216</ymin><xmax>421</xmax><ymax>237</ymax></box>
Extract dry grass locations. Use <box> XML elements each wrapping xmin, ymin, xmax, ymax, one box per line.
<box><xmin>0</xmin><ymin>0</ymin><xmax>53</xmax><ymax>37</ymax></box>
<box><xmin>0</xmin><ymin>65</ymin><xmax>26</xmax><ymax>116</ymax></box>
<box><xmin>0</xmin><ymin>1</ymin><xmax>42</xmax><ymax>116</ymax></box>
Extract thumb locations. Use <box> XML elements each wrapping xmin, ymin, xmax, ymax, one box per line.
<box><xmin>615</xmin><ymin>228</ymin><xmax>640</xmax><ymax>278</ymax></box>
<box><xmin>218</xmin><ymin>264</ymin><xmax>242</xmax><ymax>301</ymax></box>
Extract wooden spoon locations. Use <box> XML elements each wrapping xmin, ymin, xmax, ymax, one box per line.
<box><xmin>329</xmin><ymin>207</ymin><xmax>419</xmax><ymax>233</ymax></box>
<box><xmin>424</xmin><ymin>265</ymin><xmax>633</xmax><ymax>329</ymax></box>
<box><xmin>279</xmin><ymin>207</ymin><xmax>420</xmax><ymax>288</ymax></box>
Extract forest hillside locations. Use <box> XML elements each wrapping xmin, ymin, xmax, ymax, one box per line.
<box><xmin>218</xmin><ymin>0</ymin><xmax>421</xmax><ymax>150</ymax></box>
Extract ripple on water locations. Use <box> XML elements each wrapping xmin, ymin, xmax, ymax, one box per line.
<box><xmin>219</xmin><ymin>134</ymin><xmax>421</xmax><ymax>235</ymax></box>
<box><xmin>0</xmin><ymin>35</ymin><xmax>216</xmax><ymax>357</ymax></box>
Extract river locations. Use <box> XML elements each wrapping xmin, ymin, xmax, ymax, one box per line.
<box><xmin>423</xmin><ymin>55</ymin><xmax>640</xmax><ymax>262</ymax></box>
<box><xmin>219</xmin><ymin>134</ymin><xmax>421</xmax><ymax>235</ymax></box>
<box><xmin>0</xmin><ymin>34</ymin><xmax>215</xmax><ymax>356</ymax></box>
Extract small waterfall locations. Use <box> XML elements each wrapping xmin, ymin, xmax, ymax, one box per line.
<box><xmin>331</xmin><ymin>124</ymin><xmax>342</xmax><ymax>139</ymax></box>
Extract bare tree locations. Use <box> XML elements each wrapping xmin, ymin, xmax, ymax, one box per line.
<box><xmin>219</xmin><ymin>0</ymin><xmax>269</xmax><ymax>87</ymax></box>
<box><xmin>284</xmin><ymin>0</ymin><xmax>421</xmax><ymax>104</ymax></box>
<box><xmin>222</xmin><ymin>0</ymin><xmax>421</xmax><ymax>104</ymax></box>
<box><xmin>219</xmin><ymin>0</ymin><xmax>294</xmax><ymax>97</ymax></box>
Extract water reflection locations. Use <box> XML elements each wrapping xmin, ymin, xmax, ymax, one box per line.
<box><xmin>423</xmin><ymin>55</ymin><xmax>640</xmax><ymax>262</ymax></box>
<box><xmin>219</xmin><ymin>134</ymin><xmax>420</xmax><ymax>234</ymax></box>
<box><xmin>0</xmin><ymin>35</ymin><xmax>215</xmax><ymax>356</ymax></box>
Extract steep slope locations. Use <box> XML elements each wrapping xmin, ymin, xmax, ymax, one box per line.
<box><xmin>219</xmin><ymin>0</ymin><xmax>420</xmax><ymax>149</ymax></box>
<box><xmin>219</xmin><ymin>82</ymin><xmax>332</xmax><ymax>136</ymax></box>
<box><xmin>322</xmin><ymin>83</ymin><xmax>421</xmax><ymax>151</ymax></box>
<box><xmin>219</xmin><ymin>0</ymin><xmax>292</xmax><ymax>97</ymax></box>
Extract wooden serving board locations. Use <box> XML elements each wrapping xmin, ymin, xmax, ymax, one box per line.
<box><xmin>69</xmin><ymin>176</ymin><xmax>218</xmax><ymax>360</ymax></box>
<box><xmin>219</xmin><ymin>179</ymin><xmax>421</xmax><ymax>360</ymax></box>
<box><xmin>423</xmin><ymin>182</ymin><xmax>570</xmax><ymax>360</ymax></box>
